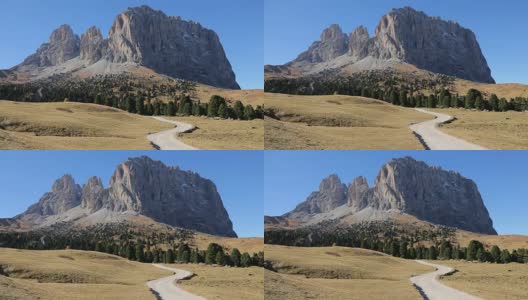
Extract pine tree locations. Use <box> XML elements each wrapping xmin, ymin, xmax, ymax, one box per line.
<box><xmin>135</xmin><ymin>243</ymin><xmax>145</xmax><ymax>263</ymax></box>
<box><xmin>231</xmin><ymin>248</ymin><xmax>242</xmax><ymax>267</ymax></box>
<box><xmin>240</xmin><ymin>252</ymin><xmax>251</xmax><ymax>267</ymax></box>
<box><xmin>215</xmin><ymin>251</ymin><xmax>225</xmax><ymax>265</ymax></box>
<box><xmin>490</xmin><ymin>245</ymin><xmax>501</xmax><ymax>263</ymax></box>
<box><xmin>233</xmin><ymin>101</ymin><xmax>245</xmax><ymax>120</ymax></box>
<box><xmin>501</xmin><ymin>249</ymin><xmax>512</xmax><ymax>263</ymax></box>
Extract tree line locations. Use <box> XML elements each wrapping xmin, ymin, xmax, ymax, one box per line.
<box><xmin>0</xmin><ymin>73</ymin><xmax>264</xmax><ymax>120</ymax></box>
<box><xmin>265</xmin><ymin>70</ymin><xmax>528</xmax><ymax>112</ymax></box>
<box><xmin>0</xmin><ymin>222</ymin><xmax>264</xmax><ymax>268</ymax></box>
<box><xmin>265</xmin><ymin>221</ymin><xmax>528</xmax><ymax>264</ymax></box>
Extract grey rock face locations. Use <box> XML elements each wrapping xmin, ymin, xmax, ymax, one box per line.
<box><xmin>105</xmin><ymin>156</ymin><xmax>236</xmax><ymax>237</ymax></box>
<box><xmin>288</xmin><ymin>7</ymin><xmax>494</xmax><ymax>83</ymax></box>
<box><xmin>24</xmin><ymin>175</ymin><xmax>81</xmax><ymax>216</ymax></box>
<box><xmin>286</xmin><ymin>174</ymin><xmax>347</xmax><ymax>217</ymax></box>
<box><xmin>17</xmin><ymin>24</ymin><xmax>80</xmax><ymax>68</ymax></box>
<box><xmin>347</xmin><ymin>176</ymin><xmax>369</xmax><ymax>212</ymax></box>
<box><xmin>372</xmin><ymin>7</ymin><xmax>494</xmax><ymax>83</ymax></box>
<box><xmin>280</xmin><ymin>157</ymin><xmax>497</xmax><ymax>235</ymax></box>
<box><xmin>16</xmin><ymin>157</ymin><xmax>237</xmax><ymax>237</ymax></box>
<box><xmin>367</xmin><ymin>157</ymin><xmax>496</xmax><ymax>234</ymax></box>
<box><xmin>80</xmin><ymin>176</ymin><xmax>105</xmax><ymax>212</ymax></box>
<box><xmin>106</xmin><ymin>6</ymin><xmax>239</xmax><ymax>89</ymax></box>
<box><xmin>80</xmin><ymin>26</ymin><xmax>105</xmax><ymax>64</ymax></box>
<box><xmin>11</xmin><ymin>6</ymin><xmax>239</xmax><ymax>89</ymax></box>
<box><xmin>348</xmin><ymin>26</ymin><xmax>370</xmax><ymax>58</ymax></box>
<box><xmin>294</xmin><ymin>24</ymin><xmax>348</xmax><ymax>64</ymax></box>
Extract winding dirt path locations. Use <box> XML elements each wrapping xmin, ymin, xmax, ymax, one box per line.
<box><xmin>410</xmin><ymin>260</ymin><xmax>482</xmax><ymax>300</ymax></box>
<box><xmin>147</xmin><ymin>264</ymin><xmax>206</xmax><ymax>300</ymax></box>
<box><xmin>147</xmin><ymin>116</ymin><xmax>198</xmax><ymax>150</ymax></box>
<box><xmin>410</xmin><ymin>108</ymin><xmax>487</xmax><ymax>150</ymax></box>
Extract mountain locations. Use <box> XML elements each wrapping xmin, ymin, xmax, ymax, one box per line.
<box><xmin>266</xmin><ymin>157</ymin><xmax>497</xmax><ymax>235</ymax></box>
<box><xmin>9</xmin><ymin>6</ymin><xmax>239</xmax><ymax>89</ymax></box>
<box><xmin>266</xmin><ymin>7</ymin><xmax>494</xmax><ymax>84</ymax></box>
<box><xmin>4</xmin><ymin>156</ymin><xmax>237</xmax><ymax>237</ymax></box>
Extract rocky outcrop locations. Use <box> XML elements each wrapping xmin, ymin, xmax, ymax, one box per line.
<box><xmin>80</xmin><ymin>176</ymin><xmax>105</xmax><ymax>212</ymax></box>
<box><xmin>106</xmin><ymin>6</ymin><xmax>239</xmax><ymax>89</ymax></box>
<box><xmin>10</xmin><ymin>6</ymin><xmax>240</xmax><ymax>89</ymax></box>
<box><xmin>295</xmin><ymin>24</ymin><xmax>348</xmax><ymax>63</ymax></box>
<box><xmin>286</xmin><ymin>7</ymin><xmax>494</xmax><ymax>83</ymax></box>
<box><xmin>105</xmin><ymin>156</ymin><xmax>236</xmax><ymax>237</ymax></box>
<box><xmin>366</xmin><ymin>157</ymin><xmax>496</xmax><ymax>234</ymax></box>
<box><xmin>275</xmin><ymin>157</ymin><xmax>497</xmax><ymax>235</ymax></box>
<box><xmin>80</xmin><ymin>26</ymin><xmax>105</xmax><ymax>64</ymax></box>
<box><xmin>14</xmin><ymin>157</ymin><xmax>237</xmax><ymax>237</ymax></box>
<box><xmin>347</xmin><ymin>176</ymin><xmax>369</xmax><ymax>212</ymax></box>
<box><xmin>23</xmin><ymin>175</ymin><xmax>81</xmax><ymax>216</ymax></box>
<box><xmin>285</xmin><ymin>174</ymin><xmax>347</xmax><ymax>218</ymax></box>
<box><xmin>16</xmin><ymin>25</ymin><xmax>80</xmax><ymax>68</ymax></box>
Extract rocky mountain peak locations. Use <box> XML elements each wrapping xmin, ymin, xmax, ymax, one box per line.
<box><xmin>281</xmin><ymin>7</ymin><xmax>494</xmax><ymax>83</ymax></box>
<box><xmin>349</xmin><ymin>26</ymin><xmax>370</xmax><ymax>58</ymax></box>
<box><xmin>320</xmin><ymin>24</ymin><xmax>346</xmax><ymax>42</ymax></box>
<box><xmin>286</xmin><ymin>174</ymin><xmax>347</xmax><ymax>217</ymax></box>
<box><xmin>17</xmin><ymin>24</ymin><xmax>80</xmax><ymax>69</ymax></box>
<box><xmin>51</xmin><ymin>174</ymin><xmax>77</xmax><ymax>192</ymax></box>
<box><xmin>347</xmin><ymin>176</ymin><xmax>369</xmax><ymax>211</ymax></box>
<box><xmin>13</xmin><ymin>157</ymin><xmax>237</xmax><ymax>237</ymax></box>
<box><xmin>80</xmin><ymin>176</ymin><xmax>105</xmax><ymax>212</ymax></box>
<box><xmin>106</xmin><ymin>5</ymin><xmax>240</xmax><ymax>89</ymax></box>
<box><xmin>80</xmin><ymin>26</ymin><xmax>105</xmax><ymax>63</ymax></box>
<box><xmin>278</xmin><ymin>157</ymin><xmax>497</xmax><ymax>235</ymax></box>
<box><xmin>24</xmin><ymin>175</ymin><xmax>82</xmax><ymax>216</ymax></box>
<box><xmin>12</xmin><ymin>6</ymin><xmax>239</xmax><ymax>89</ymax></box>
<box><xmin>49</xmin><ymin>25</ymin><xmax>77</xmax><ymax>44</ymax></box>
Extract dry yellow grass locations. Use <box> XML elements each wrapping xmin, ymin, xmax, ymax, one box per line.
<box><xmin>165</xmin><ymin>264</ymin><xmax>263</xmax><ymax>300</ymax></box>
<box><xmin>0</xmin><ymin>100</ymin><xmax>173</xmax><ymax>150</ymax></box>
<box><xmin>453</xmin><ymin>80</ymin><xmax>528</xmax><ymax>99</ymax></box>
<box><xmin>192</xmin><ymin>233</ymin><xmax>263</xmax><ymax>254</ymax></box>
<box><xmin>437</xmin><ymin>260</ymin><xmax>528</xmax><ymax>300</ymax></box>
<box><xmin>264</xmin><ymin>93</ymin><xmax>432</xmax><ymax>149</ymax></box>
<box><xmin>264</xmin><ymin>245</ymin><xmax>433</xmax><ymax>300</ymax></box>
<box><xmin>455</xmin><ymin>231</ymin><xmax>528</xmax><ymax>251</ymax></box>
<box><xmin>0</xmin><ymin>248</ymin><xmax>171</xmax><ymax>300</ymax></box>
<box><xmin>432</xmin><ymin>108</ymin><xmax>528</xmax><ymax>149</ymax></box>
<box><xmin>194</xmin><ymin>85</ymin><xmax>264</xmax><ymax>106</ymax></box>
<box><xmin>167</xmin><ymin>116</ymin><xmax>263</xmax><ymax>150</ymax></box>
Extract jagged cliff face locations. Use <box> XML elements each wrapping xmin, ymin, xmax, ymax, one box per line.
<box><xmin>17</xmin><ymin>25</ymin><xmax>80</xmax><ymax>69</ymax></box>
<box><xmin>12</xmin><ymin>157</ymin><xmax>237</xmax><ymax>237</ymax></box>
<box><xmin>12</xmin><ymin>6</ymin><xmax>240</xmax><ymax>89</ymax></box>
<box><xmin>276</xmin><ymin>157</ymin><xmax>497</xmax><ymax>235</ymax></box>
<box><xmin>284</xmin><ymin>7</ymin><xmax>494</xmax><ymax>83</ymax></box>
<box><xmin>368</xmin><ymin>157</ymin><xmax>496</xmax><ymax>234</ymax></box>
<box><xmin>286</xmin><ymin>174</ymin><xmax>347</xmax><ymax>218</ymax></box>
<box><xmin>24</xmin><ymin>175</ymin><xmax>81</xmax><ymax>216</ymax></box>
<box><xmin>106</xmin><ymin>6</ymin><xmax>239</xmax><ymax>89</ymax></box>
<box><xmin>80</xmin><ymin>26</ymin><xmax>105</xmax><ymax>64</ymax></box>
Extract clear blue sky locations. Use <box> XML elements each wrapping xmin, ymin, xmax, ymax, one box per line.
<box><xmin>265</xmin><ymin>151</ymin><xmax>528</xmax><ymax>235</ymax></box>
<box><xmin>0</xmin><ymin>151</ymin><xmax>263</xmax><ymax>238</ymax></box>
<box><xmin>265</xmin><ymin>0</ymin><xmax>528</xmax><ymax>84</ymax></box>
<box><xmin>0</xmin><ymin>0</ymin><xmax>263</xmax><ymax>89</ymax></box>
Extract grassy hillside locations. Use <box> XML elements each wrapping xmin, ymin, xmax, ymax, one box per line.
<box><xmin>265</xmin><ymin>245</ymin><xmax>432</xmax><ymax>300</ymax></box>
<box><xmin>192</xmin><ymin>233</ymin><xmax>263</xmax><ymax>254</ymax></box>
<box><xmin>167</xmin><ymin>116</ymin><xmax>263</xmax><ymax>150</ymax></box>
<box><xmin>431</xmin><ymin>108</ymin><xmax>528</xmax><ymax>149</ymax></box>
<box><xmin>438</xmin><ymin>260</ymin><xmax>528</xmax><ymax>300</ymax></box>
<box><xmin>0</xmin><ymin>100</ymin><xmax>172</xmax><ymax>149</ymax></box>
<box><xmin>265</xmin><ymin>93</ymin><xmax>432</xmax><ymax>149</ymax></box>
<box><xmin>195</xmin><ymin>85</ymin><xmax>264</xmax><ymax>106</ymax></box>
<box><xmin>0</xmin><ymin>248</ymin><xmax>170</xmax><ymax>300</ymax></box>
<box><xmin>165</xmin><ymin>263</ymin><xmax>263</xmax><ymax>300</ymax></box>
